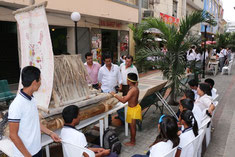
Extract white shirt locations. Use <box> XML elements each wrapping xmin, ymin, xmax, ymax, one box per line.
<box><xmin>195</xmin><ymin>94</ymin><xmax>212</xmax><ymax>112</ymax></box>
<box><xmin>192</xmin><ymin>105</ymin><xmax>203</xmax><ymax>128</ymax></box>
<box><xmin>219</xmin><ymin>49</ymin><xmax>227</xmax><ymax>58</ymax></box>
<box><xmin>60</xmin><ymin>125</ymin><xmax>88</xmax><ymax>157</ymax></box>
<box><xmin>178</xmin><ymin>127</ymin><xmax>195</xmax><ymax>157</ymax></box>
<box><xmin>192</xmin><ymin>89</ymin><xmax>199</xmax><ymax>100</ymax></box>
<box><xmin>98</xmin><ymin>64</ymin><xmax>122</xmax><ymax>93</ymax></box>
<box><xmin>8</xmin><ymin>90</ymin><xmax>41</xmax><ymax>157</ymax></box>
<box><xmin>120</xmin><ymin>63</ymin><xmax>138</xmax><ymax>85</ymax></box>
<box><xmin>196</xmin><ymin>53</ymin><xmax>201</xmax><ymax>61</ymax></box>
<box><xmin>150</xmin><ymin>140</ymin><xmax>173</xmax><ymax>157</ymax></box>
<box><xmin>211</xmin><ymin>88</ymin><xmax>217</xmax><ymax>100</ymax></box>
<box><xmin>187</xmin><ymin>50</ymin><xmax>196</xmax><ymax>61</ymax></box>
<box><xmin>201</xmin><ymin>51</ymin><xmax>209</xmax><ymax>62</ymax></box>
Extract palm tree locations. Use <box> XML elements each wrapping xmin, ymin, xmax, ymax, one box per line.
<box><xmin>142</xmin><ymin>11</ymin><xmax>216</xmax><ymax>104</ymax></box>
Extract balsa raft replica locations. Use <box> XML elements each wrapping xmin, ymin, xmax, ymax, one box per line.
<box><xmin>1</xmin><ymin>2</ymin><xmax>120</xmax><ymax>137</ymax></box>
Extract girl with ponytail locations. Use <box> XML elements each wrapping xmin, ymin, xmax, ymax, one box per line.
<box><xmin>175</xmin><ymin>110</ymin><xmax>198</xmax><ymax>157</ymax></box>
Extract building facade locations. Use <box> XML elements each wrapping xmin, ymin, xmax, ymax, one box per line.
<box><xmin>201</xmin><ymin>0</ymin><xmax>225</xmax><ymax>38</ymax></box>
<box><xmin>0</xmin><ymin>0</ymin><xmax>139</xmax><ymax>83</ymax></box>
<box><xmin>227</xmin><ymin>22</ymin><xmax>235</xmax><ymax>33</ymax></box>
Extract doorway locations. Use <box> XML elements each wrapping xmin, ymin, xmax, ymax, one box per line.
<box><xmin>101</xmin><ymin>30</ymin><xmax>118</xmax><ymax>64</ymax></box>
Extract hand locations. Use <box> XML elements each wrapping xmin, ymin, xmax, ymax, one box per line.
<box><xmin>50</xmin><ymin>132</ymin><xmax>61</xmax><ymax>142</ymax></box>
<box><xmin>110</xmin><ymin>92</ymin><xmax>116</xmax><ymax>96</ymax></box>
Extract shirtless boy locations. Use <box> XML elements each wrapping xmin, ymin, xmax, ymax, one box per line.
<box><xmin>111</xmin><ymin>73</ymin><xmax>141</xmax><ymax>146</ymax></box>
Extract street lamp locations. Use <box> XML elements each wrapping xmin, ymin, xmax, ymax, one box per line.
<box><xmin>202</xmin><ymin>22</ymin><xmax>209</xmax><ymax>78</ymax></box>
<box><xmin>212</xmin><ymin>34</ymin><xmax>215</xmax><ymax>42</ymax></box>
<box><xmin>71</xmin><ymin>12</ymin><xmax>81</xmax><ymax>54</ymax></box>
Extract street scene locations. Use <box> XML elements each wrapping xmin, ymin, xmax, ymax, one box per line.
<box><xmin>0</xmin><ymin>0</ymin><xmax>235</xmax><ymax>157</ymax></box>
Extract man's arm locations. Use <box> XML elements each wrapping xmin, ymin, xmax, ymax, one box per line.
<box><xmin>40</xmin><ymin>123</ymin><xmax>61</xmax><ymax>142</ymax></box>
<box><xmin>111</xmin><ymin>89</ymin><xmax>134</xmax><ymax>103</ymax></box>
<box><xmin>9</xmin><ymin>122</ymin><xmax>32</xmax><ymax>157</ymax></box>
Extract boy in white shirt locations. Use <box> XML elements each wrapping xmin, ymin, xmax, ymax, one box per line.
<box><xmin>61</xmin><ymin>105</ymin><xmax>113</xmax><ymax>157</ymax></box>
<box><xmin>188</xmin><ymin>79</ymin><xmax>199</xmax><ymax>100</ymax></box>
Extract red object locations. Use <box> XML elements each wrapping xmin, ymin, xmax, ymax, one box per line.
<box><xmin>160</xmin><ymin>13</ymin><xmax>180</xmax><ymax>26</ymax></box>
<box><xmin>202</xmin><ymin>41</ymin><xmax>216</xmax><ymax>45</ymax></box>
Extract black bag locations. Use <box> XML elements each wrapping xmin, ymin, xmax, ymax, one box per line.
<box><xmin>103</xmin><ymin>128</ymin><xmax>122</xmax><ymax>154</ymax></box>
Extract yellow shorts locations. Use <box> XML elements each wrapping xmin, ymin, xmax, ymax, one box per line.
<box><xmin>126</xmin><ymin>104</ymin><xmax>142</xmax><ymax>123</ymax></box>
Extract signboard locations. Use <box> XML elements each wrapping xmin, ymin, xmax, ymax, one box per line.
<box><xmin>99</xmin><ymin>20</ymin><xmax>122</xmax><ymax>28</ymax></box>
<box><xmin>160</xmin><ymin>13</ymin><xmax>180</xmax><ymax>26</ymax></box>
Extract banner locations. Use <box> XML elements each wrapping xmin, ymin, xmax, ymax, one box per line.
<box><xmin>160</xmin><ymin>12</ymin><xmax>180</xmax><ymax>26</ymax></box>
<box><xmin>14</xmin><ymin>3</ymin><xmax>54</xmax><ymax>111</ymax></box>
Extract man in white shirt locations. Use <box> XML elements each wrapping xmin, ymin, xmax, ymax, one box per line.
<box><xmin>8</xmin><ymin>66</ymin><xmax>60</xmax><ymax>157</ymax></box>
<box><xmin>98</xmin><ymin>54</ymin><xmax>122</xmax><ymax>93</ymax></box>
<box><xmin>188</xmin><ymin>79</ymin><xmax>199</xmax><ymax>100</ymax></box>
<box><xmin>219</xmin><ymin>47</ymin><xmax>227</xmax><ymax>72</ymax></box>
<box><xmin>61</xmin><ymin>105</ymin><xmax>114</xmax><ymax>157</ymax></box>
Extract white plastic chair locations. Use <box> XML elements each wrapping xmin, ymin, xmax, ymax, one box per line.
<box><xmin>222</xmin><ymin>60</ymin><xmax>233</xmax><ymax>75</ymax></box>
<box><xmin>163</xmin><ymin>146</ymin><xmax>177</xmax><ymax>157</ymax></box>
<box><xmin>197</xmin><ymin>117</ymin><xmax>211</xmax><ymax>157</ymax></box>
<box><xmin>62</xmin><ymin>141</ymin><xmax>95</xmax><ymax>157</ymax></box>
<box><xmin>180</xmin><ymin>133</ymin><xmax>200</xmax><ymax>157</ymax></box>
<box><xmin>193</xmin><ymin>130</ymin><xmax>204</xmax><ymax>157</ymax></box>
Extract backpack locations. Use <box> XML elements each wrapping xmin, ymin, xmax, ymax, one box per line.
<box><xmin>103</xmin><ymin>128</ymin><xmax>122</xmax><ymax>154</ymax></box>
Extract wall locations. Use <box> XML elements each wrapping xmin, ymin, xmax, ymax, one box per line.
<box><xmin>1</xmin><ymin>0</ymin><xmax>139</xmax><ymax>23</ymax></box>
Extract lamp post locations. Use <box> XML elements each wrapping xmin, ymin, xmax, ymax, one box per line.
<box><xmin>71</xmin><ymin>12</ymin><xmax>81</xmax><ymax>54</ymax></box>
<box><xmin>202</xmin><ymin>23</ymin><xmax>208</xmax><ymax>78</ymax></box>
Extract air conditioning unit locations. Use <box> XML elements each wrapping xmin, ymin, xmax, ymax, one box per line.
<box><xmin>143</xmin><ymin>10</ymin><xmax>154</xmax><ymax>18</ymax></box>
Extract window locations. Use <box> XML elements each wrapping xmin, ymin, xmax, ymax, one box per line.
<box><xmin>142</xmin><ymin>0</ymin><xmax>149</xmax><ymax>9</ymax></box>
<box><xmin>173</xmin><ymin>1</ymin><xmax>178</xmax><ymax>18</ymax></box>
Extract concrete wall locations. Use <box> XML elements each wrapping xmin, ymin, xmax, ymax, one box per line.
<box><xmin>1</xmin><ymin>0</ymin><xmax>139</xmax><ymax>23</ymax></box>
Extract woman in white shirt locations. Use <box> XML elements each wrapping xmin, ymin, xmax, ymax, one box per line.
<box><xmin>149</xmin><ymin>115</ymin><xmax>180</xmax><ymax>157</ymax></box>
<box><xmin>132</xmin><ymin>115</ymin><xmax>179</xmax><ymax>157</ymax></box>
<box><xmin>176</xmin><ymin>110</ymin><xmax>198</xmax><ymax>157</ymax></box>
<box><xmin>195</xmin><ymin>83</ymin><xmax>215</xmax><ymax>115</ymax></box>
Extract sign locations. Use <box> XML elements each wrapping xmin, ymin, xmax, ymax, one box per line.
<box><xmin>99</xmin><ymin>20</ymin><xmax>122</xmax><ymax>28</ymax></box>
<box><xmin>14</xmin><ymin>4</ymin><xmax>54</xmax><ymax>111</ymax></box>
<box><xmin>160</xmin><ymin>13</ymin><xmax>180</xmax><ymax>26</ymax></box>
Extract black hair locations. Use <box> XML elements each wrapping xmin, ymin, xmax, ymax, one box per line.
<box><xmin>150</xmin><ymin>115</ymin><xmax>180</xmax><ymax>148</ymax></box>
<box><xmin>127</xmin><ymin>73</ymin><xmax>138</xmax><ymax>84</ymax></box>
<box><xmin>204</xmin><ymin>78</ymin><xmax>215</xmax><ymax>89</ymax></box>
<box><xmin>180</xmin><ymin>98</ymin><xmax>194</xmax><ymax>111</ymax></box>
<box><xmin>21</xmin><ymin>66</ymin><xmax>41</xmax><ymax>87</ymax></box>
<box><xmin>180</xmin><ymin>110</ymin><xmax>198</xmax><ymax>136</ymax></box>
<box><xmin>199</xmin><ymin>83</ymin><xmax>212</xmax><ymax>96</ymax></box>
<box><xmin>125</xmin><ymin>54</ymin><xmax>133</xmax><ymax>62</ymax></box>
<box><xmin>104</xmin><ymin>54</ymin><xmax>111</xmax><ymax>61</ymax></box>
<box><xmin>184</xmin><ymin>90</ymin><xmax>195</xmax><ymax>102</ymax></box>
<box><xmin>62</xmin><ymin>105</ymin><xmax>79</xmax><ymax>124</ymax></box>
<box><xmin>191</xmin><ymin>45</ymin><xmax>196</xmax><ymax>49</ymax></box>
<box><xmin>188</xmin><ymin>79</ymin><xmax>198</xmax><ymax>87</ymax></box>
<box><xmin>189</xmin><ymin>49</ymin><xmax>193</xmax><ymax>55</ymax></box>
<box><xmin>121</xmin><ymin>55</ymin><xmax>126</xmax><ymax>59</ymax></box>
<box><xmin>85</xmin><ymin>52</ymin><xmax>93</xmax><ymax>59</ymax></box>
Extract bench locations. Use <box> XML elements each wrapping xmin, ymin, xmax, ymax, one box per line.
<box><xmin>0</xmin><ymin>80</ymin><xmax>16</xmax><ymax>105</ymax></box>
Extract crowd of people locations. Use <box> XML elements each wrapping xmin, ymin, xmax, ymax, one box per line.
<box><xmin>186</xmin><ymin>45</ymin><xmax>233</xmax><ymax>73</ymax></box>
<box><xmin>7</xmin><ymin>49</ymin><xmax>221</xmax><ymax>157</ymax></box>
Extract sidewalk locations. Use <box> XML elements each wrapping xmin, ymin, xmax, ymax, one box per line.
<box><xmin>204</xmin><ymin>69</ymin><xmax>235</xmax><ymax>156</ymax></box>
<box><xmin>117</xmin><ymin>67</ymin><xmax>235</xmax><ymax>157</ymax></box>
